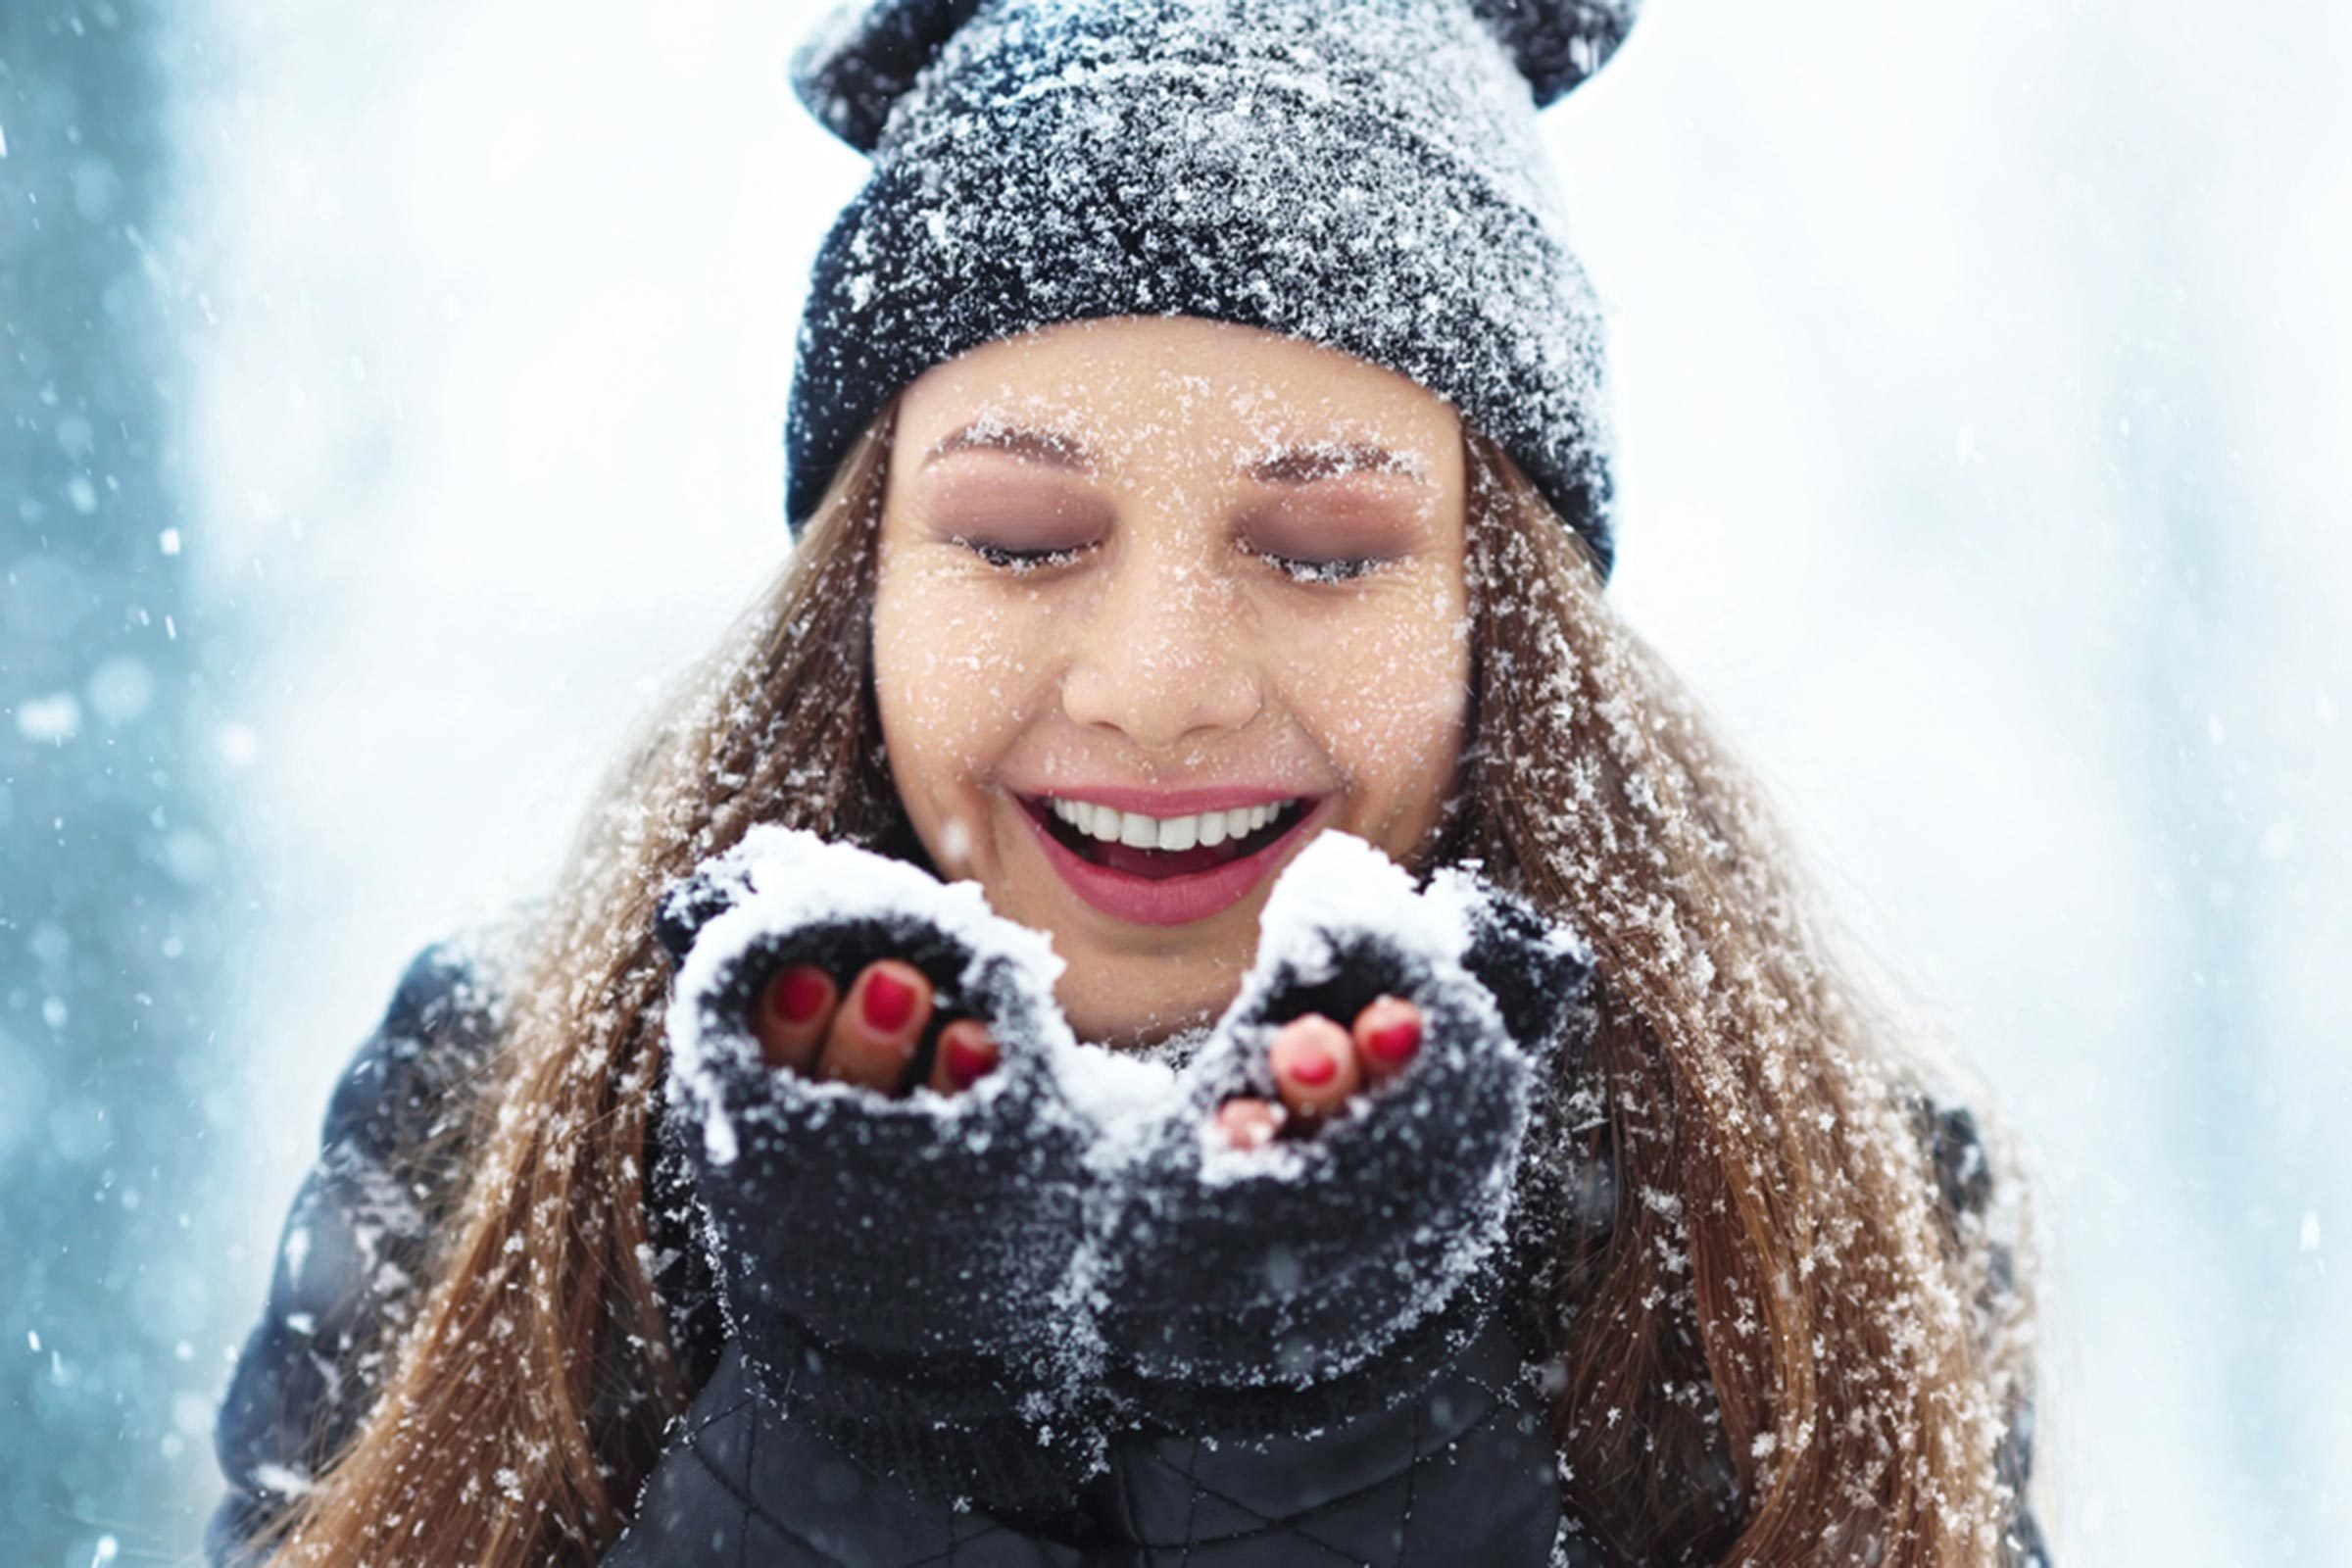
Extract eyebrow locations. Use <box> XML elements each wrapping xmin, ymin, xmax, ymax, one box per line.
<box><xmin>1244</xmin><ymin>440</ymin><xmax>1433</xmax><ymax>488</ymax></box>
<box><xmin>922</xmin><ymin>419</ymin><xmax>1097</xmax><ymax>472</ymax></box>
<box><xmin>921</xmin><ymin>420</ymin><xmax>1432</xmax><ymax>488</ymax></box>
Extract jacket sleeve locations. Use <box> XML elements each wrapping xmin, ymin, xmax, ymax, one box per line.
<box><xmin>205</xmin><ymin>939</ymin><xmax>503</xmax><ymax>1567</ymax></box>
<box><xmin>1915</xmin><ymin>1095</ymin><xmax>2053</xmax><ymax>1568</ymax></box>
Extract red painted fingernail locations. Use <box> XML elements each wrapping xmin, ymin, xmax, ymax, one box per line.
<box><xmin>860</xmin><ymin>968</ymin><xmax>918</xmax><ymax>1033</ymax></box>
<box><xmin>771</xmin><ymin>966</ymin><xmax>829</xmax><ymax>1024</ymax></box>
<box><xmin>1285</xmin><ymin>1042</ymin><xmax>1338</xmax><ymax>1087</ymax></box>
<box><xmin>944</xmin><ymin>1029</ymin><xmax>999</xmax><ymax>1090</ymax></box>
<box><xmin>1366</xmin><ymin>1016</ymin><xmax>1422</xmax><ymax>1065</ymax></box>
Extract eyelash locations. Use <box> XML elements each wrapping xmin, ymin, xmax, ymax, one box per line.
<box><xmin>1260</xmin><ymin>551</ymin><xmax>1382</xmax><ymax>584</ymax></box>
<box><xmin>956</xmin><ymin>537</ymin><xmax>1386</xmax><ymax>584</ymax></box>
<box><xmin>960</xmin><ymin>538</ymin><xmax>1086</xmax><ymax>573</ymax></box>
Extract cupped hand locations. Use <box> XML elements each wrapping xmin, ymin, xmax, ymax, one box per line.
<box><xmin>1211</xmin><ymin>995</ymin><xmax>1425</xmax><ymax>1151</ymax></box>
<box><xmin>754</xmin><ymin>960</ymin><xmax>1002</xmax><ymax>1097</ymax></box>
<box><xmin>756</xmin><ymin>961</ymin><xmax>1427</xmax><ymax>1145</ymax></box>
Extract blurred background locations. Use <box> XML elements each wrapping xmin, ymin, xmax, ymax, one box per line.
<box><xmin>4</xmin><ymin>0</ymin><xmax>2344</xmax><ymax>1561</ymax></box>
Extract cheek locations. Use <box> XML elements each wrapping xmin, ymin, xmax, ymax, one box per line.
<box><xmin>871</xmin><ymin>567</ymin><xmax>1052</xmax><ymax>792</ymax></box>
<box><xmin>1277</xmin><ymin>585</ymin><xmax>1470</xmax><ymax>795</ymax></box>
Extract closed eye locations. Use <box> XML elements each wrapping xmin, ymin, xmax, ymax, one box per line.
<box><xmin>1248</xmin><ymin>545</ymin><xmax>1389</xmax><ymax>585</ymax></box>
<box><xmin>956</xmin><ymin>535</ymin><xmax>1388</xmax><ymax>581</ymax></box>
<box><xmin>956</xmin><ymin>536</ymin><xmax>1092</xmax><ymax>573</ymax></box>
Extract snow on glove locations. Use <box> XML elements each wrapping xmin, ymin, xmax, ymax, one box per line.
<box><xmin>1088</xmin><ymin>831</ymin><xmax>1596</xmax><ymax>1440</ymax></box>
<box><xmin>657</xmin><ymin>824</ymin><xmax>1111</xmax><ymax>1510</ymax></box>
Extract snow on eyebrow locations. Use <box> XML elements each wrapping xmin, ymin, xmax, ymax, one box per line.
<box><xmin>1241</xmin><ymin>438</ymin><xmax>1434</xmax><ymax>486</ymax></box>
<box><xmin>923</xmin><ymin>415</ymin><xmax>1099</xmax><ymax>471</ymax></box>
<box><xmin>921</xmin><ymin>417</ymin><xmax>1435</xmax><ymax>488</ymax></box>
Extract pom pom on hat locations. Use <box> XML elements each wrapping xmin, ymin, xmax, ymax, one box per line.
<box><xmin>791</xmin><ymin>0</ymin><xmax>987</xmax><ymax>154</ymax></box>
<box><xmin>1466</xmin><ymin>0</ymin><xmax>1640</xmax><ymax>107</ymax></box>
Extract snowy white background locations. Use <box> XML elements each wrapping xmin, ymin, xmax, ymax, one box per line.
<box><xmin>154</xmin><ymin>0</ymin><xmax>2350</xmax><ymax>1560</ymax></box>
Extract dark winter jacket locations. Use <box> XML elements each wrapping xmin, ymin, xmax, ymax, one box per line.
<box><xmin>209</xmin><ymin>829</ymin><xmax>2048</xmax><ymax>1567</ymax></box>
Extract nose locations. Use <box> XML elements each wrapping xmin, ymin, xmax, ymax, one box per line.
<box><xmin>1059</xmin><ymin>542</ymin><xmax>1262</xmax><ymax>752</ymax></box>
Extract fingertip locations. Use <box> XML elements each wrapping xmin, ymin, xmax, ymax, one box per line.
<box><xmin>854</xmin><ymin>958</ymin><xmax>931</xmax><ymax>1040</ymax></box>
<box><xmin>935</xmin><ymin>1019</ymin><xmax>1001</xmax><ymax>1094</ymax></box>
<box><xmin>1215</xmin><ymin>1097</ymin><xmax>1284</xmax><ymax>1152</ymax></box>
<box><xmin>1270</xmin><ymin>1013</ymin><xmax>1358</xmax><ymax>1114</ymax></box>
<box><xmin>756</xmin><ymin>964</ymin><xmax>835</xmax><ymax>1073</ymax></box>
<box><xmin>1353</xmin><ymin>994</ymin><xmax>1424</xmax><ymax>1082</ymax></box>
<box><xmin>821</xmin><ymin>960</ymin><xmax>931</xmax><ymax>1092</ymax></box>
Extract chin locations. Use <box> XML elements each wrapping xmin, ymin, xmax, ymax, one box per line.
<box><xmin>1054</xmin><ymin>956</ymin><xmax>1237</xmax><ymax>1050</ymax></box>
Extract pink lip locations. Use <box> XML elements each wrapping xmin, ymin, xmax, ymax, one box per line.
<box><xmin>1014</xmin><ymin>792</ymin><xmax>1333</xmax><ymax>927</ymax></box>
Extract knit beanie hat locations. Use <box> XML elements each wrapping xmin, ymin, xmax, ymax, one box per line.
<box><xmin>783</xmin><ymin>0</ymin><xmax>1638</xmax><ymax>585</ymax></box>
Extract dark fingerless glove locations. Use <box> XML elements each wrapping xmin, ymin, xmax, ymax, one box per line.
<box><xmin>657</xmin><ymin>826</ymin><xmax>1113</xmax><ymax>1511</ymax></box>
<box><xmin>656</xmin><ymin>825</ymin><xmax>1596</xmax><ymax>1511</ymax></box>
<box><xmin>1089</xmin><ymin>833</ymin><xmax>1595</xmax><ymax>1438</ymax></box>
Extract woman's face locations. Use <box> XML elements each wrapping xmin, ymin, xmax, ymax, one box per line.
<box><xmin>873</xmin><ymin>315</ymin><xmax>1471</xmax><ymax>1048</ymax></box>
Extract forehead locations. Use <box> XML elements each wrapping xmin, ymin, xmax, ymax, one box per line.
<box><xmin>893</xmin><ymin>315</ymin><xmax>1463</xmax><ymax>480</ymax></box>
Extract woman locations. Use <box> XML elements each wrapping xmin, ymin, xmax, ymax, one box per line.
<box><xmin>211</xmin><ymin>1</ymin><xmax>2046</xmax><ymax>1563</ymax></box>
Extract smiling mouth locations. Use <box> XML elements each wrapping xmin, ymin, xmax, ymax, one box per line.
<box><xmin>1018</xmin><ymin>795</ymin><xmax>1316</xmax><ymax>881</ymax></box>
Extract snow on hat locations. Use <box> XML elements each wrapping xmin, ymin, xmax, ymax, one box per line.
<box><xmin>784</xmin><ymin>0</ymin><xmax>1638</xmax><ymax>584</ymax></box>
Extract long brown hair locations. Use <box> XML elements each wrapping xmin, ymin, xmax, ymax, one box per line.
<box><xmin>267</xmin><ymin>392</ymin><xmax>2039</xmax><ymax>1566</ymax></box>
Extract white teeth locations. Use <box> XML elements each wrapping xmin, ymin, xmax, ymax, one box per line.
<box><xmin>1042</xmin><ymin>796</ymin><xmax>1301</xmax><ymax>851</ymax></box>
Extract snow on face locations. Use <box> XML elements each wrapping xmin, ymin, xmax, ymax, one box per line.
<box><xmin>872</xmin><ymin>314</ymin><xmax>1472</xmax><ymax>1049</ymax></box>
